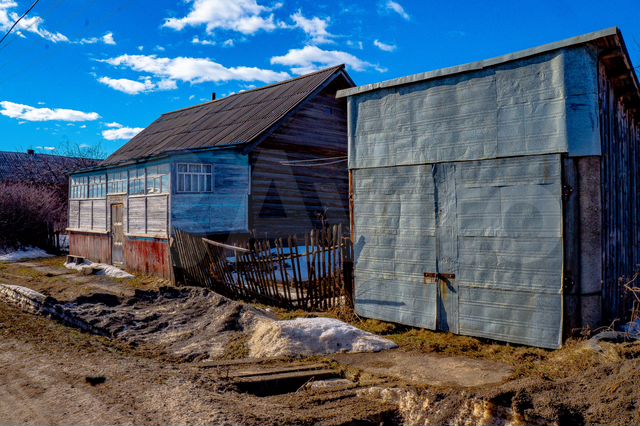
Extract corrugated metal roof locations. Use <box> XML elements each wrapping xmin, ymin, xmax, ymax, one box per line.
<box><xmin>337</xmin><ymin>27</ymin><xmax>639</xmax><ymax>101</ymax></box>
<box><xmin>103</xmin><ymin>65</ymin><xmax>351</xmax><ymax>166</ymax></box>
<box><xmin>0</xmin><ymin>151</ymin><xmax>97</xmax><ymax>185</ymax></box>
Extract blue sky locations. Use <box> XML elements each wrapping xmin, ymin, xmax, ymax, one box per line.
<box><xmin>0</xmin><ymin>0</ymin><xmax>639</xmax><ymax>157</ymax></box>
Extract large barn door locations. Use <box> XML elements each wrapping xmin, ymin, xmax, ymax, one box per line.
<box><xmin>433</xmin><ymin>163</ymin><xmax>459</xmax><ymax>333</ymax></box>
<box><xmin>111</xmin><ymin>204</ymin><xmax>124</xmax><ymax>265</ymax></box>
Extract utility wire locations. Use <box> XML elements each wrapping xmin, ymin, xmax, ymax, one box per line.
<box><xmin>0</xmin><ymin>0</ymin><xmax>43</xmax><ymax>46</ymax></box>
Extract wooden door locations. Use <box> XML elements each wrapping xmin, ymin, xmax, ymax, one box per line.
<box><xmin>111</xmin><ymin>204</ymin><xmax>124</xmax><ymax>265</ymax></box>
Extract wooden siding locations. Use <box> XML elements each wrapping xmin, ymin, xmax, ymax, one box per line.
<box><xmin>128</xmin><ymin>197</ymin><xmax>146</xmax><ymax>234</ymax></box>
<box><xmin>92</xmin><ymin>200</ymin><xmax>107</xmax><ymax>230</ymax></box>
<box><xmin>598</xmin><ymin>60</ymin><xmax>640</xmax><ymax>323</ymax></box>
<box><xmin>69</xmin><ymin>232</ymin><xmax>111</xmax><ymax>264</ymax></box>
<box><xmin>249</xmin><ymin>77</ymin><xmax>350</xmax><ymax>238</ymax></box>
<box><xmin>147</xmin><ymin>196</ymin><xmax>168</xmax><ymax>233</ymax></box>
<box><xmin>79</xmin><ymin>200</ymin><xmax>92</xmax><ymax>229</ymax></box>
<box><xmin>171</xmin><ymin>150</ymin><xmax>250</xmax><ymax>234</ymax></box>
<box><xmin>124</xmin><ymin>236</ymin><xmax>171</xmax><ymax>279</ymax></box>
<box><xmin>69</xmin><ymin>200</ymin><xmax>79</xmax><ymax>229</ymax></box>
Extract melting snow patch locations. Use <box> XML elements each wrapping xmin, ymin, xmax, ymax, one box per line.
<box><xmin>0</xmin><ymin>247</ymin><xmax>53</xmax><ymax>262</ymax></box>
<box><xmin>248</xmin><ymin>317</ymin><xmax>397</xmax><ymax>357</ymax></box>
<box><xmin>65</xmin><ymin>260</ymin><xmax>134</xmax><ymax>279</ymax></box>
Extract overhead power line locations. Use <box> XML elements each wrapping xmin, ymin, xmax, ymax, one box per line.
<box><xmin>0</xmin><ymin>0</ymin><xmax>43</xmax><ymax>46</ymax></box>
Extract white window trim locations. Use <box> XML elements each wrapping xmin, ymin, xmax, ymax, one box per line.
<box><xmin>175</xmin><ymin>162</ymin><xmax>214</xmax><ymax>193</ymax></box>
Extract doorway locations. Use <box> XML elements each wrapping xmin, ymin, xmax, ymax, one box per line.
<box><xmin>111</xmin><ymin>204</ymin><xmax>124</xmax><ymax>265</ymax></box>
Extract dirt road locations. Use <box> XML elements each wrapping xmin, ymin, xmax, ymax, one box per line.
<box><xmin>1</xmin><ymin>258</ymin><xmax>640</xmax><ymax>426</ymax></box>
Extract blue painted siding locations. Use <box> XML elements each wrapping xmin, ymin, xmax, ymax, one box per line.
<box><xmin>169</xmin><ymin>149</ymin><xmax>250</xmax><ymax>234</ymax></box>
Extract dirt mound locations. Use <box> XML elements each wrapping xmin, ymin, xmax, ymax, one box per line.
<box><xmin>65</xmin><ymin>287</ymin><xmax>271</xmax><ymax>361</ymax></box>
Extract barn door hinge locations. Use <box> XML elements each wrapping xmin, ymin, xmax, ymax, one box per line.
<box><xmin>562</xmin><ymin>184</ymin><xmax>574</xmax><ymax>201</ymax></box>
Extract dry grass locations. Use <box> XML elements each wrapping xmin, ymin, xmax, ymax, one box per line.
<box><xmin>33</xmin><ymin>256</ymin><xmax>67</xmax><ymax>268</ymax></box>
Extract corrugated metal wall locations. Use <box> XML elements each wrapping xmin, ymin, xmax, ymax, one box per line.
<box><xmin>347</xmin><ymin>47</ymin><xmax>600</xmax><ymax>348</ymax></box>
<box><xmin>353</xmin><ymin>155</ymin><xmax>563</xmax><ymax>348</ymax></box>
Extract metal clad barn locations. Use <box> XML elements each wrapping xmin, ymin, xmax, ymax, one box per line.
<box><xmin>68</xmin><ymin>66</ymin><xmax>354</xmax><ymax>279</ymax></box>
<box><xmin>337</xmin><ymin>28</ymin><xmax>640</xmax><ymax>349</ymax></box>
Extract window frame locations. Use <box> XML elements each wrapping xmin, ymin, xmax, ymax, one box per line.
<box><xmin>128</xmin><ymin>167</ymin><xmax>146</xmax><ymax>196</ymax></box>
<box><xmin>175</xmin><ymin>162</ymin><xmax>213</xmax><ymax>193</ymax></box>
<box><xmin>70</xmin><ymin>176</ymin><xmax>88</xmax><ymax>199</ymax></box>
<box><xmin>146</xmin><ymin>164</ymin><xmax>170</xmax><ymax>195</ymax></box>
<box><xmin>88</xmin><ymin>174</ymin><xmax>107</xmax><ymax>199</ymax></box>
<box><xmin>107</xmin><ymin>170</ymin><xmax>128</xmax><ymax>195</ymax></box>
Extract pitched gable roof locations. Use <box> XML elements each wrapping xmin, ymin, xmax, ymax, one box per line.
<box><xmin>103</xmin><ymin>65</ymin><xmax>353</xmax><ymax>166</ymax></box>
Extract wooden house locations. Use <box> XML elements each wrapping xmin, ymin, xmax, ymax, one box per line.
<box><xmin>337</xmin><ymin>28</ymin><xmax>640</xmax><ymax>349</ymax></box>
<box><xmin>67</xmin><ymin>65</ymin><xmax>354</xmax><ymax>279</ymax></box>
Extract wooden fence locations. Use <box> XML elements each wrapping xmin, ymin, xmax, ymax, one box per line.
<box><xmin>171</xmin><ymin>225</ymin><xmax>353</xmax><ymax>310</ymax></box>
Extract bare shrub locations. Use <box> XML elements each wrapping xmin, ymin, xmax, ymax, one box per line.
<box><xmin>0</xmin><ymin>182</ymin><xmax>66</xmax><ymax>249</ymax></box>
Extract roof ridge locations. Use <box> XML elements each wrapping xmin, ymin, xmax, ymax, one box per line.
<box><xmin>162</xmin><ymin>64</ymin><xmax>345</xmax><ymax>116</ymax></box>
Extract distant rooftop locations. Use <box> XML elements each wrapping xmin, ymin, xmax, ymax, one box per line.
<box><xmin>0</xmin><ymin>150</ymin><xmax>98</xmax><ymax>185</ymax></box>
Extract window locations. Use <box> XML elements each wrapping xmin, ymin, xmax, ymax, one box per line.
<box><xmin>88</xmin><ymin>175</ymin><xmax>106</xmax><ymax>198</ymax></box>
<box><xmin>129</xmin><ymin>167</ymin><xmax>145</xmax><ymax>195</ymax></box>
<box><xmin>70</xmin><ymin>176</ymin><xmax>88</xmax><ymax>199</ymax></box>
<box><xmin>176</xmin><ymin>163</ymin><xmax>212</xmax><ymax>193</ymax></box>
<box><xmin>146</xmin><ymin>164</ymin><xmax>170</xmax><ymax>194</ymax></box>
<box><xmin>108</xmin><ymin>171</ymin><xmax>127</xmax><ymax>194</ymax></box>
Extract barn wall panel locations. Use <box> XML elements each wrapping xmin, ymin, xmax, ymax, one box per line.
<box><xmin>124</xmin><ymin>237</ymin><xmax>171</xmax><ymax>279</ymax></box>
<box><xmin>69</xmin><ymin>231</ymin><xmax>110</xmax><ymax>264</ymax></box>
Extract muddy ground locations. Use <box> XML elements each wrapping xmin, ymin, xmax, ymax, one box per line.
<box><xmin>1</xmin><ymin>257</ymin><xmax>639</xmax><ymax>425</ymax></box>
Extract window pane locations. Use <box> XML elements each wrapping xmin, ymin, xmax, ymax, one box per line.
<box><xmin>161</xmin><ymin>175</ymin><xmax>169</xmax><ymax>193</ymax></box>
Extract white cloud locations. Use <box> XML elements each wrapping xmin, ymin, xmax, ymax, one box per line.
<box><xmin>154</xmin><ymin>45</ymin><xmax>165</xmax><ymax>51</ymax></box>
<box><xmin>163</xmin><ymin>0</ymin><xmax>278</xmax><ymax>35</ymax></box>
<box><xmin>102</xmin><ymin>32</ymin><xmax>116</xmax><ymax>45</ymax></box>
<box><xmin>346</xmin><ymin>40</ymin><xmax>364</xmax><ymax>50</ymax></box>
<box><xmin>0</xmin><ymin>101</ymin><xmax>100</xmax><ymax>122</ymax></box>
<box><xmin>105</xmin><ymin>122</ymin><xmax>123</xmax><ymax>128</ymax></box>
<box><xmin>271</xmin><ymin>45</ymin><xmax>383</xmax><ymax>75</ymax></box>
<box><xmin>102</xmin><ymin>126</ymin><xmax>144</xmax><ymax>141</ymax></box>
<box><xmin>192</xmin><ymin>36</ymin><xmax>216</xmax><ymax>45</ymax></box>
<box><xmin>77</xmin><ymin>31</ymin><xmax>117</xmax><ymax>45</ymax></box>
<box><xmin>222</xmin><ymin>38</ymin><xmax>234</xmax><ymax>47</ymax></box>
<box><xmin>0</xmin><ymin>1</ymin><xmax>69</xmax><ymax>43</ymax></box>
<box><xmin>385</xmin><ymin>1</ymin><xmax>410</xmax><ymax>20</ymax></box>
<box><xmin>80</xmin><ymin>124</ymin><xmax>87</xmax><ymax>129</ymax></box>
<box><xmin>290</xmin><ymin>11</ymin><xmax>333</xmax><ymax>44</ymax></box>
<box><xmin>156</xmin><ymin>79</ymin><xmax>178</xmax><ymax>90</ymax></box>
<box><xmin>79</xmin><ymin>144</ymin><xmax>91</xmax><ymax>149</ymax></box>
<box><xmin>137</xmin><ymin>45</ymin><xmax>144</xmax><ymax>51</ymax></box>
<box><xmin>98</xmin><ymin>76</ymin><xmax>179</xmax><ymax>95</ymax></box>
<box><xmin>102</xmin><ymin>54</ymin><xmax>290</xmax><ymax>84</ymax></box>
<box><xmin>36</xmin><ymin>146</ymin><xmax>56</xmax><ymax>151</ymax></box>
<box><xmin>373</xmin><ymin>39</ymin><xmax>396</xmax><ymax>52</ymax></box>
<box><xmin>98</xmin><ymin>76</ymin><xmax>154</xmax><ymax>95</ymax></box>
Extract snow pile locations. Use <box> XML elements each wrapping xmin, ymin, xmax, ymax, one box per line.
<box><xmin>0</xmin><ymin>247</ymin><xmax>53</xmax><ymax>262</ymax></box>
<box><xmin>64</xmin><ymin>260</ymin><xmax>134</xmax><ymax>279</ymax></box>
<box><xmin>248</xmin><ymin>317</ymin><xmax>398</xmax><ymax>358</ymax></box>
